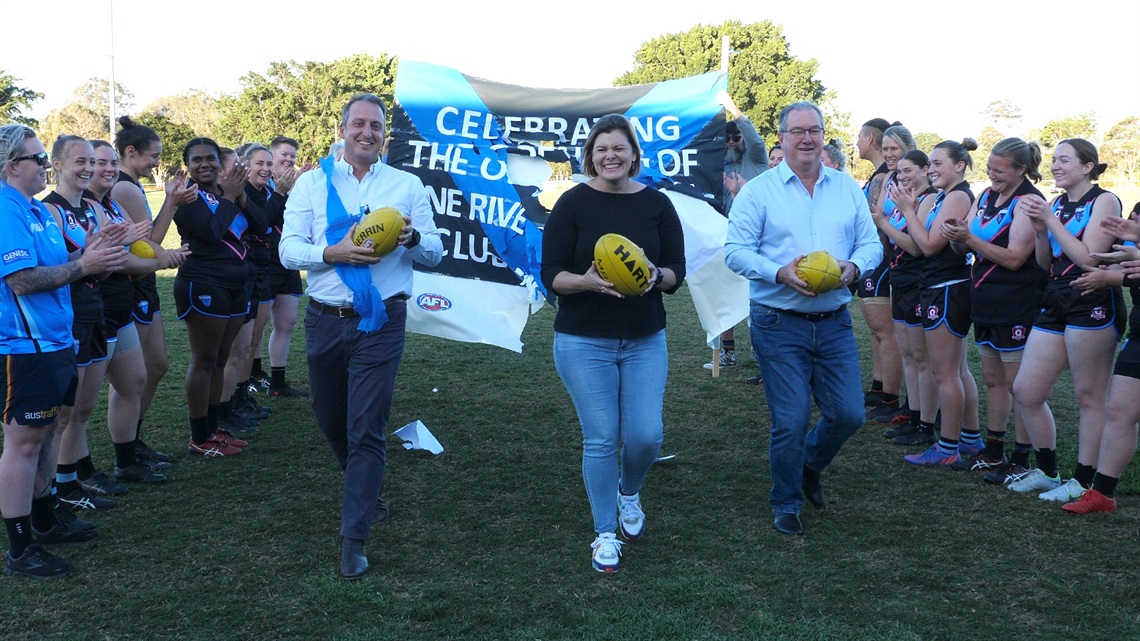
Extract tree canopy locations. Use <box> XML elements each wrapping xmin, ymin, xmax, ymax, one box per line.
<box><xmin>136</xmin><ymin>112</ymin><xmax>196</xmax><ymax>182</ymax></box>
<box><xmin>1</xmin><ymin>71</ymin><xmax>42</xmax><ymax>127</ymax></box>
<box><xmin>143</xmin><ymin>90</ymin><xmax>221</xmax><ymax>140</ymax></box>
<box><xmin>1103</xmin><ymin>116</ymin><xmax>1139</xmax><ymax>186</ymax></box>
<box><xmin>1031</xmin><ymin>113</ymin><xmax>1096</xmax><ymax>152</ymax></box>
<box><xmin>614</xmin><ymin>21</ymin><xmax>828</xmax><ymax>146</ymax></box>
<box><xmin>217</xmin><ymin>54</ymin><xmax>398</xmax><ymax>162</ymax></box>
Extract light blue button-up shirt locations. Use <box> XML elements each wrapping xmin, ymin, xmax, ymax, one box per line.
<box><xmin>725</xmin><ymin>160</ymin><xmax>882</xmax><ymax>313</ymax></box>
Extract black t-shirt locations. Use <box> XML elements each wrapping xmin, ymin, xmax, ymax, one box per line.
<box><xmin>42</xmin><ymin>192</ymin><xmax>103</xmax><ymax>323</ymax></box>
<box><xmin>969</xmin><ymin>179</ymin><xmax>1046</xmax><ymax>326</ymax></box>
<box><xmin>541</xmin><ymin>184</ymin><xmax>686</xmax><ymax>339</ymax></box>
<box><xmin>919</xmin><ymin>181</ymin><xmax>975</xmax><ymax>287</ymax></box>
<box><xmin>174</xmin><ymin>184</ymin><xmax>267</xmax><ymax>286</ymax></box>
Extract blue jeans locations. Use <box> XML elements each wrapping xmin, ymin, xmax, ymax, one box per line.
<box><xmin>553</xmin><ymin>331</ymin><xmax>667</xmax><ymax>534</ymax></box>
<box><xmin>750</xmin><ymin>305</ymin><xmax>865</xmax><ymax>515</ymax></box>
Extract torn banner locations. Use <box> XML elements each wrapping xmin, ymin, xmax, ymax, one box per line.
<box><xmin>392</xmin><ymin>60</ymin><xmax>748</xmax><ymax>351</ymax></box>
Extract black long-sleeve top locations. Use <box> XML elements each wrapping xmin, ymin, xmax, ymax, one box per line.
<box><xmin>541</xmin><ymin>183</ymin><xmax>686</xmax><ymax>339</ymax></box>
<box><xmin>174</xmin><ymin>183</ymin><xmax>268</xmax><ymax>285</ymax></box>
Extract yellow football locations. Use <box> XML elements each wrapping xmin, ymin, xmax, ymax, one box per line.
<box><xmin>594</xmin><ymin>233</ymin><xmax>651</xmax><ymax>296</ymax></box>
<box><xmin>128</xmin><ymin>240</ymin><xmax>155</xmax><ymax>259</ymax></box>
<box><xmin>795</xmin><ymin>250</ymin><xmax>842</xmax><ymax>294</ymax></box>
<box><xmin>352</xmin><ymin>207</ymin><xmax>405</xmax><ymax>258</ymax></box>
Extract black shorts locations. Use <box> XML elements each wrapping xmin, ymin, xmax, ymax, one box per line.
<box><xmin>1113</xmin><ymin>336</ymin><xmax>1140</xmax><ymax>379</ymax></box>
<box><xmin>857</xmin><ymin>259</ymin><xmax>890</xmax><ymax>298</ymax></box>
<box><xmin>975</xmin><ymin>323</ymin><xmax>1032</xmax><ymax>352</ymax></box>
<box><xmin>1034</xmin><ymin>285</ymin><xmax>1127</xmax><ymax>336</ymax></box>
<box><xmin>921</xmin><ymin>281</ymin><xmax>972</xmax><ymax>337</ymax></box>
<box><xmin>891</xmin><ymin>284</ymin><xmax>922</xmax><ymax>326</ymax></box>
<box><xmin>173</xmin><ymin>276</ymin><xmax>250</xmax><ymax>320</ymax></box>
<box><xmin>102</xmin><ymin>305</ymin><xmax>135</xmax><ymax>339</ymax></box>
<box><xmin>1</xmin><ymin>350</ymin><xmax>77</xmax><ymax>426</ymax></box>
<box><xmin>132</xmin><ymin>274</ymin><xmax>162</xmax><ymax>324</ymax></box>
<box><xmin>73</xmin><ymin>320</ymin><xmax>110</xmax><ymax>367</ymax></box>
<box><xmin>268</xmin><ymin>266</ymin><xmax>304</xmax><ymax>298</ymax></box>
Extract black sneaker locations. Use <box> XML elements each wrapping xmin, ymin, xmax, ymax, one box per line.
<box><xmin>79</xmin><ymin>471</ymin><xmax>129</xmax><ymax>496</ymax></box>
<box><xmin>883</xmin><ymin>421</ymin><xmax>917</xmax><ymax>439</ymax></box>
<box><xmin>3</xmin><ymin>545</ymin><xmax>72</xmax><ymax>580</ymax></box>
<box><xmin>950</xmin><ymin>453</ymin><xmax>1007</xmax><ymax>472</ymax></box>
<box><xmin>864</xmin><ymin>390</ymin><xmax>886</xmax><ymax>407</ymax></box>
<box><xmin>114</xmin><ymin>462</ymin><xmax>167</xmax><ymax>484</ymax></box>
<box><xmin>136</xmin><ymin>439</ymin><xmax>171</xmax><ymax>463</ymax></box>
<box><xmin>33</xmin><ymin>506</ymin><xmax>98</xmax><ymax>546</ymax></box>
<box><xmin>893</xmin><ymin>424</ymin><xmax>937</xmax><ymax>446</ymax></box>
<box><xmin>59</xmin><ymin>488</ymin><xmax>115</xmax><ymax>511</ymax></box>
<box><xmin>269</xmin><ymin>384</ymin><xmax>309</xmax><ymax>398</ymax></box>
<box><xmin>983</xmin><ymin>462</ymin><xmax>1031</xmax><ymax>485</ymax></box>
<box><xmin>248</xmin><ymin>375</ymin><xmax>271</xmax><ymax>394</ymax></box>
<box><xmin>745</xmin><ymin>374</ymin><xmax>763</xmax><ymax>385</ymax></box>
<box><xmin>238</xmin><ymin>395</ymin><xmax>272</xmax><ymax>419</ymax></box>
<box><xmin>219</xmin><ymin>415</ymin><xmax>258</xmax><ymax>436</ymax></box>
<box><xmin>136</xmin><ymin>451</ymin><xmax>173</xmax><ymax>470</ymax></box>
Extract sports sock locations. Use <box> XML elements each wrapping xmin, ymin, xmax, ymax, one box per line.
<box><xmin>251</xmin><ymin>357</ymin><xmax>265</xmax><ymax>378</ymax></box>
<box><xmin>30</xmin><ymin>495</ymin><xmax>56</xmax><ymax>532</ymax></box>
<box><xmin>880</xmin><ymin>393</ymin><xmax>900</xmax><ymax>405</ymax></box>
<box><xmin>113</xmin><ymin>441</ymin><xmax>137</xmax><ymax>469</ymax></box>
<box><xmin>4</xmin><ymin>516</ymin><xmax>34</xmax><ymax>558</ymax></box>
<box><xmin>190</xmin><ymin>416</ymin><xmax>211</xmax><ymax>445</ymax></box>
<box><xmin>984</xmin><ymin>430</ymin><xmax>1007</xmax><ymax>459</ymax></box>
<box><xmin>909</xmin><ymin>409</ymin><xmax>921</xmax><ymax>425</ymax></box>
<box><xmin>1092</xmin><ymin>472</ymin><xmax>1119</xmax><ymax>498</ymax></box>
<box><xmin>207</xmin><ymin>405</ymin><xmax>220</xmax><ymax>433</ymax></box>
<box><xmin>1035</xmin><ymin>448</ymin><xmax>1058</xmax><ymax>478</ymax></box>
<box><xmin>937</xmin><ymin>437</ymin><xmax>958</xmax><ymax>455</ymax></box>
<box><xmin>871</xmin><ymin>380</ymin><xmax>884</xmax><ymax>392</ymax></box>
<box><xmin>271</xmin><ymin>366</ymin><xmax>287</xmax><ymax>389</ymax></box>
<box><xmin>219</xmin><ymin>400</ymin><xmax>232</xmax><ymax>421</ymax></box>
<box><xmin>1012</xmin><ymin>442</ymin><xmax>1032</xmax><ymax>468</ymax></box>
<box><xmin>1073</xmin><ymin>463</ymin><xmax>1095</xmax><ymax>488</ymax></box>
<box><xmin>960</xmin><ymin>430</ymin><xmax>981</xmax><ymax>448</ymax></box>
<box><xmin>55</xmin><ymin>463</ymin><xmax>80</xmax><ymax>496</ymax></box>
<box><xmin>75</xmin><ymin>455</ymin><xmax>96</xmax><ymax>481</ymax></box>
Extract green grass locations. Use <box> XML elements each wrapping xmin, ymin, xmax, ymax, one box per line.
<box><xmin>1</xmin><ymin>271</ymin><xmax>1138</xmax><ymax>640</ymax></box>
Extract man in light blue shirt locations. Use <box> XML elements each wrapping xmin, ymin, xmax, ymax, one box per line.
<box><xmin>725</xmin><ymin>101</ymin><xmax>882</xmax><ymax>535</ymax></box>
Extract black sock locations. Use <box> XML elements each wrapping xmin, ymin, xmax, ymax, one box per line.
<box><xmin>252</xmin><ymin>358</ymin><xmax>265</xmax><ymax>378</ymax></box>
<box><xmin>207</xmin><ymin>404</ymin><xmax>220</xmax><ymax>434</ymax></box>
<box><xmin>1012</xmin><ymin>442</ymin><xmax>1033</xmax><ymax>468</ymax></box>
<box><xmin>1092</xmin><ymin>472</ymin><xmax>1119</xmax><ymax>498</ymax></box>
<box><xmin>918</xmin><ymin>421</ymin><xmax>936</xmax><ymax>433</ymax></box>
<box><xmin>113</xmin><ymin>441</ymin><xmax>137</xmax><ymax>469</ymax></box>
<box><xmin>55</xmin><ymin>463</ymin><xmax>80</xmax><ymax>496</ymax></box>
<box><xmin>984</xmin><ymin>430</ymin><xmax>1007</xmax><ymax>459</ymax></box>
<box><xmin>30</xmin><ymin>495</ymin><xmax>56</xmax><ymax>532</ymax></box>
<box><xmin>871</xmin><ymin>380</ymin><xmax>883</xmax><ymax>392</ymax></box>
<box><xmin>271</xmin><ymin>366</ymin><xmax>287</xmax><ymax>389</ymax></box>
<box><xmin>4</xmin><ymin>516</ymin><xmax>34</xmax><ymax>558</ymax></box>
<box><xmin>76</xmin><ymin>455</ymin><xmax>96</xmax><ymax>480</ymax></box>
<box><xmin>135</xmin><ymin>419</ymin><xmax>144</xmax><ymax>442</ymax></box>
<box><xmin>1073</xmin><ymin>463</ymin><xmax>1095</xmax><ymax>488</ymax></box>
<box><xmin>219</xmin><ymin>400</ymin><xmax>232</xmax><ymax>420</ymax></box>
<box><xmin>190</xmin><ymin>416</ymin><xmax>211</xmax><ymax>445</ymax></box>
<box><xmin>909</xmin><ymin>409</ymin><xmax>920</xmax><ymax>424</ymax></box>
<box><xmin>881</xmin><ymin>393</ymin><xmax>900</xmax><ymax>405</ymax></box>
<box><xmin>1035</xmin><ymin>448</ymin><xmax>1058</xmax><ymax>478</ymax></box>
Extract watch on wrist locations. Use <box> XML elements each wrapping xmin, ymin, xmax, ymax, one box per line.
<box><xmin>654</xmin><ymin>269</ymin><xmax>665</xmax><ymax>287</ymax></box>
<box><xmin>407</xmin><ymin>229</ymin><xmax>421</xmax><ymax>248</ymax></box>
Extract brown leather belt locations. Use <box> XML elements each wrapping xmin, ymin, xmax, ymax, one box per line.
<box><xmin>308</xmin><ymin>295</ymin><xmax>408</xmax><ymax>318</ymax></box>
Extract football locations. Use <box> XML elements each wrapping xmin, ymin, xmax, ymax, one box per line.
<box><xmin>352</xmin><ymin>207</ymin><xmax>405</xmax><ymax>257</ymax></box>
<box><xmin>128</xmin><ymin>240</ymin><xmax>155</xmax><ymax>259</ymax></box>
<box><xmin>795</xmin><ymin>250</ymin><xmax>842</xmax><ymax>294</ymax></box>
<box><xmin>594</xmin><ymin>233</ymin><xmax>651</xmax><ymax>296</ymax></box>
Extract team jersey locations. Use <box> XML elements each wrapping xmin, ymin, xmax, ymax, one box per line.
<box><xmin>1047</xmin><ymin>185</ymin><xmax>1121</xmax><ymax>284</ymax></box>
<box><xmin>886</xmin><ymin>187</ymin><xmax>936</xmax><ymax>290</ymax></box>
<box><xmin>85</xmin><ymin>190</ymin><xmax>138</xmax><ymax>310</ymax></box>
<box><xmin>116</xmin><ymin>170</ymin><xmax>153</xmax><ymax>220</ymax></box>
<box><xmin>920</xmin><ymin>181</ymin><xmax>975</xmax><ymax>287</ymax></box>
<box><xmin>174</xmin><ymin>184</ymin><xmax>266</xmax><ymax>285</ymax></box>
<box><xmin>0</xmin><ymin>183</ymin><xmax>75</xmax><ymax>354</ymax></box>
<box><xmin>42</xmin><ymin>192</ymin><xmax>104</xmax><ymax>324</ymax></box>
<box><xmin>862</xmin><ymin>162</ymin><xmax>889</xmax><ymax>200</ymax></box>
<box><xmin>969</xmin><ymin>179</ymin><xmax>1045</xmax><ymax>326</ymax></box>
<box><xmin>243</xmin><ymin>182</ymin><xmax>280</xmax><ymax>274</ymax></box>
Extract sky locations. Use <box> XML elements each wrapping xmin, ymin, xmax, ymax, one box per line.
<box><xmin>6</xmin><ymin>1</ymin><xmax>1139</xmax><ymax>142</ymax></box>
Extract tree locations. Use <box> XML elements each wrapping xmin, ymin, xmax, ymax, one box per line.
<box><xmin>135</xmin><ymin>112</ymin><xmax>195</xmax><ymax>182</ymax></box>
<box><xmin>143</xmin><ymin>89</ymin><xmax>221</xmax><ymax>139</ymax></box>
<box><xmin>39</xmin><ymin>103</ymin><xmax>106</xmax><ymax>145</ymax></box>
<box><xmin>914</xmin><ymin>132</ymin><xmax>943</xmax><ymax>154</ymax></box>
<box><xmin>982</xmin><ymin>100</ymin><xmax>1022</xmax><ymax>135</ymax></box>
<box><xmin>218</xmin><ymin>54</ymin><xmax>398</xmax><ymax>161</ymax></box>
<box><xmin>1</xmin><ymin>71</ymin><xmax>42</xmax><ymax>127</ymax></box>
<box><xmin>1031</xmin><ymin>113</ymin><xmax>1096</xmax><ymax>152</ymax></box>
<box><xmin>614</xmin><ymin>21</ymin><xmax>829</xmax><ymax>147</ymax></box>
<box><xmin>1103</xmin><ymin>116</ymin><xmax>1139</xmax><ymax>186</ymax></box>
<box><xmin>72</xmin><ymin>77</ymin><xmax>134</xmax><ymax>117</ymax></box>
<box><xmin>969</xmin><ymin>126</ymin><xmax>1005</xmax><ymax>181</ymax></box>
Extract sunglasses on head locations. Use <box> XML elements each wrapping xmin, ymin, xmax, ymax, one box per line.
<box><xmin>726</xmin><ymin>134</ymin><xmax>742</xmax><ymax>142</ymax></box>
<box><xmin>12</xmin><ymin>151</ymin><xmax>49</xmax><ymax>167</ymax></box>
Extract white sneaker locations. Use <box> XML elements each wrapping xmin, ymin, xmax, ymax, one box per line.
<box><xmin>618</xmin><ymin>492</ymin><xmax>645</xmax><ymax>540</ymax></box>
<box><xmin>702</xmin><ymin>349</ymin><xmax>737</xmax><ymax>370</ymax></box>
<box><xmin>590</xmin><ymin>532</ymin><xmax>623</xmax><ymax>573</ymax></box>
<box><xmin>1008</xmin><ymin>468</ymin><xmax>1062</xmax><ymax>493</ymax></box>
<box><xmin>1038</xmin><ymin>477</ymin><xmax>1085</xmax><ymax>502</ymax></box>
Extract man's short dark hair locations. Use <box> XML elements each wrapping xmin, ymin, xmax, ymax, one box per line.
<box><xmin>341</xmin><ymin>94</ymin><xmax>387</xmax><ymax>126</ymax></box>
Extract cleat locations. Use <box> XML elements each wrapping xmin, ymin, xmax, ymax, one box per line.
<box><xmin>1062</xmin><ymin>488</ymin><xmax>1117</xmax><ymax>514</ymax></box>
<box><xmin>1008</xmin><ymin>468</ymin><xmax>1062</xmax><ymax>493</ymax></box>
<box><xmin>950</xmin><ymin>453</ymin><xmax>1007</xmax><ymax>472</ymax></box>
<box><xmin>1038</xmin><ymin>478</ymin><xmax>1086</xmax><ymax>502</ymax></box>
<box><xmin>3</xmin><ymin>545</ymin><xmax>72</xmax><ymax>580</ymax></box>
<box><xmin>114</xmin><ymin>462</ymin><xmax>167</xmax><ymax>484</ymax></box>
<box><xmin>984</xmin><ymin>463</ymin><xmax>1031</xmax><ymax>485</ymax></box>
<box><xmin>135</xmin><ymin>439</ymin><xmax>171</xmax><ymax>463</ymax></box>
<box><xmin>79</xmin><ymin>471</ymin><xmax>129</xmax><ymax>496</ymax></box>
<box><xmin>58</xmin><ymin>488</ymin><xmax>115</xmax><ymax>511</ymax></box>
<box><xmin>269</xmin><ymin>384</ymin><xmax>309</xmax><ymax>398</ymax></box>
<box><xmin>188</xmin><ymin>436</ymin><xmax>242</xmax><ymax>457</ymax></box>
<box><xmin>893</xmin><ymin>424</ymin><xmax>937</xmax><ymax>446</ymax></box>
<box><xmin>904</xmin><ymin>445</ymin><xmax>960</xmax><ymax>467</ymax></box>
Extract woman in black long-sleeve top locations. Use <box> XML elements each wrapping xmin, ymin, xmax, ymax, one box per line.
<box><xmin>540</xmin><ymin>114</ymin><xmax>686</xmax><ymax>574</ymax></box>
<box><xmin>172</xmin><ymin>137</ymin><xmax>265</xmax><ymax>457</ymax></box>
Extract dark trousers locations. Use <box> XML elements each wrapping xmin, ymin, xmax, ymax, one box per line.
<box><xmin>304</xmin><ymin>300</ymin><xmax>406</xmax><ymax>540</ymax></box>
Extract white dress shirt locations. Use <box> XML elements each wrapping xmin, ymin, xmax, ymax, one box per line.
<box><xmin>725</xmin><ymin>161</ymin><xmax>882</xmax><ymax>313</ymax></box>
<box><xmin>280</xmin><ymin>159</ymin><xmax>443</xmax><ymax>306</ymax></box>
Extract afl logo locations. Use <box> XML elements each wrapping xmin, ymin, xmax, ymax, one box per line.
<box><xmin>417</xmin><ymin>293</ymin><xmax>452</xmax><ymax>312</ymax></box>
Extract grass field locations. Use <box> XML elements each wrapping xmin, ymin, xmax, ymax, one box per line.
<box><xmin>1</xmin><ymin>268</ymin><xmax>1137</xmax><ymax>640</ymax></box>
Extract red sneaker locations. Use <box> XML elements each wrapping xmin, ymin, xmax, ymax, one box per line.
<box><xmin>1061</xmin><ymin>488</ymin><xmax>1117</xmax><ymax>514</ymax></box>
<box><xmin>213</xmin><ymin>431</ymin><xmax>248</xmax><ymax>448</ymax></box>
<box><xmin>188</xmin><ymin>437</ymin><xmax>242</xmax><ymax>458</ymax></box>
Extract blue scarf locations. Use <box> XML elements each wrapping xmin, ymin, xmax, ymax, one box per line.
<box><xmin>320</xmin><ymin>156</ymin><xmax>387</xmax><ymax>332</ymax></box>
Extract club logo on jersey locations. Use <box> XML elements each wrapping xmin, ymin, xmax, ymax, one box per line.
<box><xmin>914</xmin><ymin>304</ymin><xmax>922</xmax><ymax>318</ymax></box>
<box><xmin>927</xmin><ymin>305</ymin><xmax>940</xmax><ymax>321</ymax></box>
<box><xmin>137</xmin><ymin>300</ymin><xmax>149</xmax><ymax>315</ymax></box>
<box><xmin>1091</xmin><ymin>307</ymin><xmax>1106</xmax><ymax>321</ymax></box>
<box><xmin>417</xmin><ymin>293</ymin><xmax>452</xmax><ymax>312</ymax></box>
<box><xmin>65</xmin><ymin>212</ymin><xmax>81</xmax><ymax>230</ymax></box>
<box><xmin>3</xmin><ymin>249</ymin><xmax>30</xmax><ymax>265</ymax></box>
<box><xmin>1012</xmin><ymin>325</ymin><xmax>1027</xmax><ymax>341</ymax></box>
<box><xmin>198</xmin><ymin>294</ymin><xmax>213</xmax><ymax>307</ymax></box>
<box><xmin>864</xmin><ymin>278</ymin><xmax>873</xmax><ymax>291</ymax></box>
